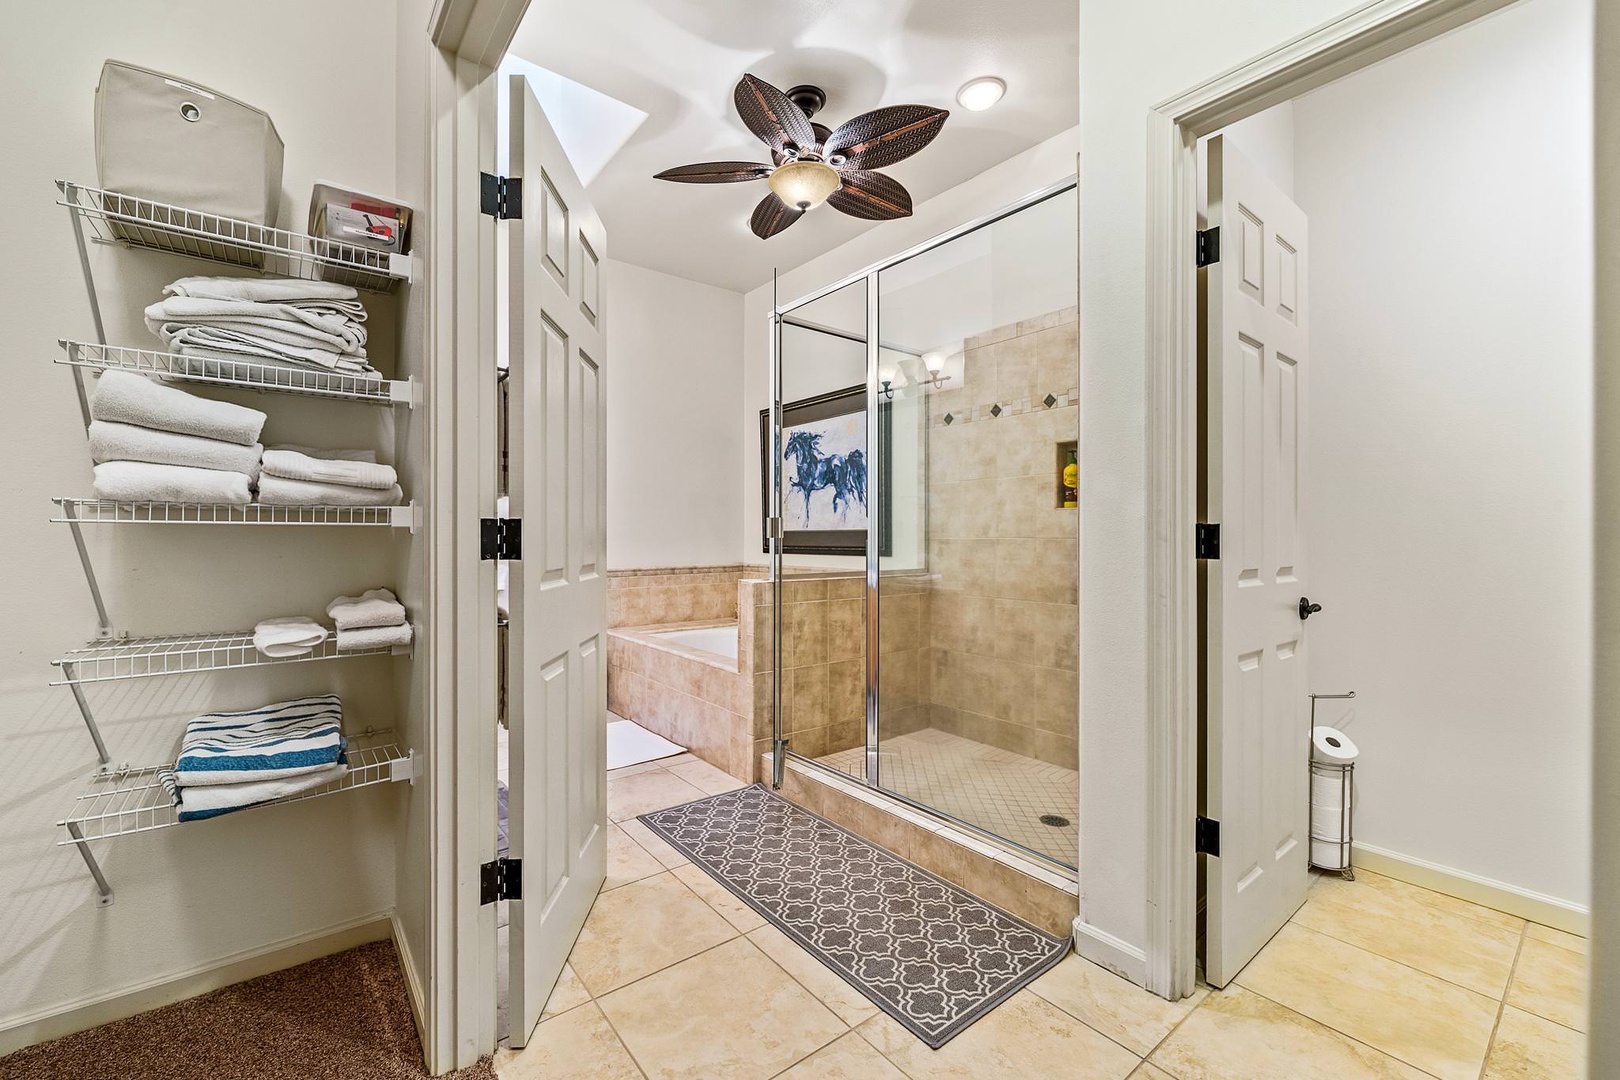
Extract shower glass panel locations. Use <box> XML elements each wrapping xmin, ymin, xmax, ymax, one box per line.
<box><xmin>771</xmin><ymin>182</ymin><xmax>1077</xmax><ymax>870</ymax></box>
<box><xmin>874</xmin><ymin>189</ymin><xmax>1078</xmax><ymax>867</ymax></box>
<box><xmin>770</xmin><ymin>280</ymin><xmax>870</xmax><ymax>785</ymax></box>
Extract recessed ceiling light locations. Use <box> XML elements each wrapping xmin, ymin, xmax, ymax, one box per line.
<box><xmin>956</xmin><ymin>76</ymin><xmax>1006</xmax><ymax>112</ymax></box>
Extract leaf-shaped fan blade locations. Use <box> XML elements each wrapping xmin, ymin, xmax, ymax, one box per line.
<box><xmin>824</xmin><ymin>105</ymin><xmax>949</xmax><ymax>170</ymax></box>
<box><xmin>654</xmin><ymin>161</ymin><xmax>773</xmax><ymax>184</ymax></box>
<box><xmin>827</xmin><ymin>170</ymin><xmax>913</xmax><ymax>221</ymax></box>
<box><xmin>735</xmin><ymin>74</ymin><xmax>818</xmax><ymax>155</ymax></box>
<box><xmin>750</xmin><ymin>192</ymin><xmax>804</xmax><ymax>239</ymax></box>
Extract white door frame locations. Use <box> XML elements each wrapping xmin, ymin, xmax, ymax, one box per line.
<box><xmin>422</xmin><ymin>1</ymin><xmax>530</xmax><ymax>1071</ymax></box>
<box><xmin>1143</xmin><ymin>0</ymin><xmax>1519</xmax><ymax>1000</ymax></box>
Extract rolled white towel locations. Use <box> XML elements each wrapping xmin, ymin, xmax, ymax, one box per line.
<box><xmin>268</xmin><ymin>444</ymin><xmax>377</xmax><ymax>463</ymax></box>
<box><xmin>252</xmin><ymin>616</ymin><xmax>330</xmax><ymax>658</ymax></box>
<box><xmin>261</xmin><ymin>449</ymin><xmax>397</xmax><ymax>491</ymax></box>
<box><xmin>326</xmin><ymin>588</ymin><xmax>405</xmax><ymax>630</ymax></box>
<box><xmin>91</xmin><ymin>369</ymin><xmax>266</xmax><ymax>445</ymax></box>
<box><xmin>337</xmin><ymin>623</ymin><xmax>412</xmax><ymax>652</ymax></box>
<box><xmin>93</xmin><ymin>461</ymin><xmax>252</xmax><ymax>505</ymax></box>
<box><xmin>89</xmin><ymin>420</ymin><xmax>263</xmax><ymax>475</ymax></box>
<box><xmin>255</xmin><ymin>474</ymin><xmax>402</xmax><ymax>506</ymax></box>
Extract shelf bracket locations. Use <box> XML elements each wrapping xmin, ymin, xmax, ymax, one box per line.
<box><xmin>60</xmin><ymin>661</ymin><xmax>112</xmax><ymax>767</ymax></box>
<box><xmin>60</xmin><ymin>500</ymin><xmax>113</xmax><ymax>639</ymax></box>
<box><xmin>66</xmin><ymin>822</ymin><xmax>114</xmax><ymax>906</ymax></box>
<box><xmin>66</xmin><ymin>195</ymin><xmax>108</xmax><ymax>430</ymax></box>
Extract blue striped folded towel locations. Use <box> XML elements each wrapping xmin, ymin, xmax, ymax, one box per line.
<box><xmin>172</xmin><ymin>695</ymin><xmax>344</xmax><ymax>786</ymax></box>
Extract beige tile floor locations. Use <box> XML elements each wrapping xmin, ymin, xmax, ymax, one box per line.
<box><xmin>496</xmin><ymin>757</ymin><xmax>1589</xmax><ymax>1080</ymax></box>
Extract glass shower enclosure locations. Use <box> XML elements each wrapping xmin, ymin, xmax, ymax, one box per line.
<box><xmin>767</xmin><ymin>181</ymin><xmax>1079</xmax><ymax>868</ymax></box>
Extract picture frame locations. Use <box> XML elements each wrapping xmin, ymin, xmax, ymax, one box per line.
<box><xmin>760</xmin><ymin>384</ymin><xmax>891</xmax><ymax>556</ymax></box>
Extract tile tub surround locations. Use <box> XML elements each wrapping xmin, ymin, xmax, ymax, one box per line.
<box><xmin>607</xmin><ymin>565</ymin><xmax>747</xmax><ymax>629</ymax></box>
<box><xmin>924</xmin><ymin>307</ymin><xmax>1079</xmax><ymax>771</ymax></box>
<box><xmin>608</xmin><ymin>621</ymin><xmax>757</xmax><ymax>781</ymax></box>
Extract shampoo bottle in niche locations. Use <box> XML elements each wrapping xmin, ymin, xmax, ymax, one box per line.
<box><xmin>1062</xmin><ymin>449</ymin><xmax>1078</xmax><ymax>507</ymax></box>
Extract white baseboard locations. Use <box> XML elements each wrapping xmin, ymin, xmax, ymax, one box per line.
<box><xmin>1353</xmin><ymin>842</ymin><xmax>1590</xmax><ymax>937</ymax></box>
<box><xmin>391</xmin><ymin>913</ymin><xmax>427</xmax><ymax>1045</ymax></box>
<box><xmin>0</xmin><ymin>911</ymin><xmax>394</xmax><ymax>1058</ymax></box>
<box><xmin>1072</xmin><ymin>918</ymin><xmax>1148</xmax><ymax>986</ymax></box>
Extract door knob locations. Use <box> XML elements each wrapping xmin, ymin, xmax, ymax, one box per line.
<box><xmin>1299</xmin><ymin>597</ymin><xmax>1322</xmax><ymax>621</ymax></box>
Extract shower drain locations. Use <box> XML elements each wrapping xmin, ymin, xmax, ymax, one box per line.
<box><xmin>1039</xmin><ymin>814</ymin><xmax>1072</xmax><ymax>828</ymax></box>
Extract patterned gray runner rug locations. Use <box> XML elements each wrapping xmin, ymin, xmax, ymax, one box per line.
<box><xmin>638</xmin><ymin>784</ymin><xmax>1069</xmax><ymax>1048</ymax></box>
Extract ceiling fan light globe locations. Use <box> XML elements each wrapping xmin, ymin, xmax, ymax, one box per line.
<box><xmin>768</xmin><ymin>160</ymin><xmax>841</xmax><ymax>211</ymax></box>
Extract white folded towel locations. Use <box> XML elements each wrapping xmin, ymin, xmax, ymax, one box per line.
<box><xmin>252</xmin><ymin>616</ymin><xmax>330</xmax><ymax>658</ymax></box>
<box><xmin>93</xmin><ymin>461</ymin><xmax>252</xmax><ymax>505</ymax></box>
<box><xmin>326</xmin><ymin>588</ymin><xmax>405</xmax><ymax>630</ymax></box>
<box><xmin>164</xmin><ymin>276</ymin><xmax>366</xmax><ymax>317</ymax></box>
<box><xmin>269</xmin><ymin>444</ymin><xmax>378</xmax><ymax>463</ymax></box>
<box><xmin>337</xmin><ymin>623</ymin><xmax>413</xmax><ymax>652</ymax></box>
<box><xmin>145</xmin><ymin>296</ymin><xmax>368</xmax><ymax>352</ymax></box>
<box><xmin>256</xmin><ymin>475</ymin><xmax>402</xmax><ymax>506</ymax></box>
<box><xmin>91</xmin><ymin>369</ymin><xmax>266</xmax><ymax>445</ymax></box>
<box><xmin>173</xmin><ymin>762</ymin><xmax>349</xmax><ymax>820</ymax></box>
<box><xmin>89</xmin><ymin>420</ymin><xmax>263</xmax><ymax>475</ymax></box>
<box><xmin>158</xmin><ymin>323</ymin><xmax>367</xmax><ymax>367</ymax></box>
<box><xmin>261</xmin><ymin>449</ymin><xmax>397</xmax><ymax>490</ymax></box>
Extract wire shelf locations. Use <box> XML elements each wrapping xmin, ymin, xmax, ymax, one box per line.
<box><xmin>58</xmin><ymin>340</ymin><xmax>414</xmax><ymax>407</ymax></box>
<box><xmin>51</xmin><ymin>630</ymin><xmax>409</xmax><ymax>685</ymax></box>
<box><xmin>51</xmin><ymin>498</ymin><xmax>415</xmax><ymax>528</ymax></box>
<box><xmin>59</xmin><ymin>740</ymin><xmax>412</xmax><ymax>843</ymax></box>
<box><xmin>58</xmin><ymin>181</ymin><xmax>410</xmax><ymax>294</ymax></box>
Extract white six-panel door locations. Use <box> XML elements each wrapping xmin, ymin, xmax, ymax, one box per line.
<box><xmin>1202</xmin><ymin>135</ymin><xmax>1311</xmax><ymax>987</ymax></box>
<box><xmin>506</xmin><ymin>74</ymin><xmax>608</xmax><ymax>1046</ymax></box>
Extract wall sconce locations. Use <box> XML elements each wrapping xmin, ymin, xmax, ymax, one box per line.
<box><xmin>921</xmin><ymin>351</ymin><xmax>953</xmax><ymax>390</ymax></box>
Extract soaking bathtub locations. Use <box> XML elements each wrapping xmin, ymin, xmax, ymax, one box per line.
<box><xmin>649</xmin><ymin>624</ymin><xmax>738</xmax><ymax>661</ymax></box>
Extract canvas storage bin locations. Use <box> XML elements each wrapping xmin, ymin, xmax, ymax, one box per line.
<box><xmin>95</xmin><ymin>61</ymin><xmax>284</xmax><ymax>227</ymax></box>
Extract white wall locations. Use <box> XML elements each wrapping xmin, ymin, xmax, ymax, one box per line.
<box><xmin>1293</xmin><ymin>0</ymin><xmax>1592</xmax><ymax>907</ymax></box>
<box><xmin>739</xmin><ymin>126</ymin><xmax>1081</xmax><ymax>569</ymax></box>
<box><xmin>0</xmin><ymin>0</ymin><xmax>407</xmax><ymax>1044</ymax></box>
<box><xmin>606</xmin><ymin>259</ymin><xmax>743</xmax><ymax>569</ymax></box>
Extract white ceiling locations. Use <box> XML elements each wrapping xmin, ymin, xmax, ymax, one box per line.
<box><xmin>506</xmin><ymin>0</ymin><xmax>1078</xmax><ymax>293</ymax></box>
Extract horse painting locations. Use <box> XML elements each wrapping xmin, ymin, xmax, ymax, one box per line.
<box><xmin>784</xmin><ymin>429</ymin><xmax>867</xmax><ymax>527</ymax></box>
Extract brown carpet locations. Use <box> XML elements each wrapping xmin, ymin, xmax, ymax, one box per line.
<box><xmin>0</xmin><ymin>941</ymin><xmax>498</xmax><ymax>1080</ymax></box>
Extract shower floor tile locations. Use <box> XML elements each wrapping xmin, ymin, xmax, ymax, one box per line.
<box><xmin>816</xmin><ymin>729</ymin><xmax>1078</xmax><ymax>866</ymax></box>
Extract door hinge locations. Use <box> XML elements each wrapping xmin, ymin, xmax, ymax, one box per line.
<box><xmin>480</xmin><ymin>517</ymin><xmax>522</xmax><ymax>560</ymax></box>
<box><xmin>480</xmin><ymin>172</ymin><xmax>522</xmax><ymax>219</ymax></box>
<box><xmin>767</xmin><ymin>516</ymin><xmax>783</xmax><ymax>540</ymax></box>
<box><xmin>480</xmin><ymin>857</ymin><xmax>523</xmax><ymax>904</ymax></box>
<box><xmin>1197</xmin><ymin>226</ymin><xmax>1221</xmax><ymax>267</ymax></box>
<box><xmin>1196</xmin><ymin>522</ymin><xmax>1220</xmax><ymax>560</ymax></box>
<box><xmin>1196</xmin><ymin>817</ymin><xmax>1221</xmax><ymax>857</ymax></box>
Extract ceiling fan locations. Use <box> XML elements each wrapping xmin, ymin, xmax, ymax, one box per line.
<box><xmin>654</xmin><ymin>74</ymin><xmax>949</xmax><ymax>239</ymax></box>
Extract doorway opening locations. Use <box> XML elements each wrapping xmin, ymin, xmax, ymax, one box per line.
<box><xmin>1187</xmin><ymin>0</ymin><xmax>1592</xmax><ymax>1020</ymax></box>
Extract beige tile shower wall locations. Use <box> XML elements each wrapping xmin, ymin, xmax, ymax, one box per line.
<box><xmin>608</xmin><ymin>565</ymin><xmax>745</xmax><ymax>628</ymax></box>
<box><xmin>926</xmin><ymin>309</ymin><xmax>1079</xmax><ymax>768</ymax></box>
<box><xmin>742</xmin><ymin>572</ymin><xmax>931</xmax><ymax>765</ymax></box>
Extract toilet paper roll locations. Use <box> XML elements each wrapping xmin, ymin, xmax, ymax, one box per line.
<box><xmin>1312</xmin><ymin>838</ymin><xmax>1351</xmax><ymax>870</ymax></box>
<box><xmin>1312</xmin><ymin>726</ymin><xmax>1359</xmax><ymax>762</ymax></box>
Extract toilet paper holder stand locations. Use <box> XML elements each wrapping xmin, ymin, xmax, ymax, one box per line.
<box><xmin>1309</xmin><ymin>692</ymin><xmax>1357</xmax><ymax>880</ymax></box>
